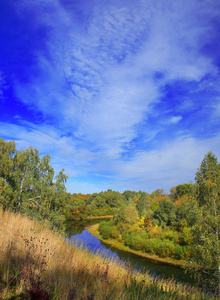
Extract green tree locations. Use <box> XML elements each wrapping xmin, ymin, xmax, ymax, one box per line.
<box><xmin>0</xmin><ymin>139</ymin><xmax>16</xmax><ymax>184</ymax></box>
<box><xmin>187</xmin><ymin>152</ymin><xmax>220</xmax><ymax>292</ymax></box>
<box><xmin>114</xmin><ymin>204</ymin><xmax>139</xmax><ymax>225</ymax></box>
<box><xmin>175</xmin><ymin>196</ymin><xmax>199</xmax><ymax>228</ymax></box>
<box><xmin>136</xmin><ymin>192</ymin><xmax>150</xmax><ymax>217</ymax></box>
<box><xmin>0</xmin><ymin>178</ymin><xmax>15</xmax><ymax>210</ymax></box>
<box><xmin>14</xmin><ymin>147</ymin><xmax>40</xmax><ymax>210</ymax></box>
<box><xmin>153</xmin><ymin>199</ymin><xmax>176</xmax><ymax>227</ymax></box>
<box><xmin>170</xmin><ymin>183</ymin><xmax>195</xmax><ymax>201</ymax></box>
<box><xmin>150</xmin><ymin>201</ymin><xmax>159</xmax><ymax>212</ymax></box>
<box><xmin>0</xmin><ymin>138</ymin><xmax>68</xmax><ymax>231</ymax></box>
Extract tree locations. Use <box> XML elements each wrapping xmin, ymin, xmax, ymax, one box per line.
<box><xmin>135</xmin><ymin>192</ymin><xmax>150</xmax><ymax>217</ymax></box>
<box><xmin>114</xmin><ymin>204</ymin><xmax>139</xmax><ymax>225</ymax></box>
<box><xmin>0</xmin><ymin>139</ymin><xmax>16</xmax><ymax>183</ymax></box>
<box><xmin>187</xmin><ymin>152</ymin><xmax>220</xmax><ymax>292</ymax></box>
<box><xmin>0</xmin><ymin>138</ymin><xmax>69</xmax><ymax>231</ymax></box>
<box><xmin>55</xmin><ymin>169</ymin><xmax>68</xmax><ymax>192</ymax></box>
<box><xmin>175</xmin><ymin>196</ymin><xmax>198</xmax><ymax>228</ymax></box>
<box><xmin>153</xmin><ymin>199</ymin><xmax>176</xmax><ymax>227</ymax></box>
<box><xmin>104</xmin><ymin>190</ymin><xmax>124</xmax><ymax>208</ymax></box>
<box><xmin>170</xmin><ymin>183</ymin><xmax>195</xmax><ymax>201</ymax></box>
<box><xmin>13</xmin><ymin>147</ymin><xmax>40</xmax><ymax>209</ymax></box>
<box><xmin>123</xmin><ymin>190</ymin><xmax>138</xmax><ymax>202</ymax></box>
<box><xmin>0</xmin><ymin>178</ymin><xmax>15</xmax><ymax>210</ymax></box>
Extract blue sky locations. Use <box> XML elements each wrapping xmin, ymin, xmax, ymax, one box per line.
<box><xmin>1</xmin><ymin>0</ymin><xmax>220</xmax><ymax>194</ymax></box>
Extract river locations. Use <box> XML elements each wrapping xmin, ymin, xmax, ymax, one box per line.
<box><xmin>65</xmin><ymin>219</ymin><xmax>195</xmax><ymax>286</ymax></box>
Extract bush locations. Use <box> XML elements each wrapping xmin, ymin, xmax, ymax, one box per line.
<box><xmin>101</xmin><ymin>227</ymin><xmax>113</xmax><ymax>239</ymax></box>
<box><xmin>99</xmin><ymin>221</ymin><xmax>189</xmax><ymax>260</ymax></box>
<box><xmin>156</xmin><ymin>240</ymin><xmax>176</xmax><ymax>258</ymax></box>
<box><xmin>110</xmin><ymin>226</ymin><xmax>120</xmax><ymax>239</ymax></box>
<box><xmin>148</xmin><ymin>226</ymin><xmax>162</xmax><ymax>238</ymax></box>
<box><xmin>160</xmin><ymin>229</ymin><xmax>179</xmax><ymax>243</ymax></box>
<box><xmin>99</xmin><ymin>221</ymin><xmax>120</xmax><ymax>239</ymax></box>
<box><xmin>116</xmin><ymin>222</ymin><xmax>132</xmax><ymax>235</ymax></box>
<box><xmin>143</xmin><ymin>238</ymin><xmax>188</xmax><ymax>260</ymax></box>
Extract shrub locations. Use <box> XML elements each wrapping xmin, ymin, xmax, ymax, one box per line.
<box><xmin>101</xmin><ymin>227</ymin><xmax>113</xmax><ymax>239</ymax></box>
<box><xmin>143</xmin><ymin>238</ymin><xmax>188</xmax><ymax>260</ymax></box>
<box><xmin>148</xmin><ymin>226</ymin><xmax>162</xmax><ymax>238</ymax></box>
<box><xmin>99</xmin><ymin>221</ymin><xmax>120</xmax><ymax>239</ymax></box>
<box><xmin>160</xmin><ymin>229</ymin><xmax>179</xmax><ymax>243</ymax></box>
<box><xmin>116</xmin><ymin>222</ymin><xmax>132</xmax><ymax>235</ymax></box>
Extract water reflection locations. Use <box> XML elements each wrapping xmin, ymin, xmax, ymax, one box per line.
<box><xmin>69</xmin><ymin>230</ymin><xmax>121</xmax><ymax>263</ymax></box>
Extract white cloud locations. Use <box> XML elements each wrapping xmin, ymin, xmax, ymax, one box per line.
<box><xmin>0</xmin><ymin>122</ymin><xmax>85</xmax><ymax>177</ymax></box>
<box><xmin>170</xmin><ymin>116</ymin><xmax>182</xmax><ymax>124</ymax></box>
<box><xmin>14</xmin><ymin>0</ymin><xmax>219</xmax><ymax>152</ymax></box>
<box><xmin>96</xmin><ymin>133</ymin><xmax>220</xmax><ymax>193</ymax></box>
<box><xmin>5</xmin><ymin>0</ymin><xmax>220</xmax><ymax>193</ymax></box>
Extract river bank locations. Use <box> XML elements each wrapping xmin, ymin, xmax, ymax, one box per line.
<box><xmin>87</xmin><ymin>223</ymin><xmax>184</xmax><ymax>267</ymax></box>
<box><xmin>86</xmin><ymin>215</ymin><xmax>113</xmax><ymax>219</ymax></box>
<box><xmin>68</xmin><ymin>215</ymin><xmax>113</xmax><ymax>221</ymax></box>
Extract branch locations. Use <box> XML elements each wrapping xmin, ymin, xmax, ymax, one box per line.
<box><xmin>201</xmin><ymin>214</ymin><xmax>216</xmax><ymax>234</ymax></box>
<box><xmin>20</xmin><ymin>213</ymin><xmax>35</xmax><ymax>220</ymax></box>
<box><xmin>26</xmin><ymin>196</ymin><xmax>41</xmax><ymax>200</ymax></box>
<box><xmin>25</xmin><ymin>196</ymin><xmax>42</xmax><ymax>207</ymax></box>
<box><xmin>199</xmin><ymin>269</ymin><xmax>219</xmax><ymax>279</ymax></box>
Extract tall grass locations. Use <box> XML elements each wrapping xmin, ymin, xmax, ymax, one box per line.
<box><xmin>0</xmin><ymin>208</ymin><xmax>217</xmax><ymax>299</ymax></box>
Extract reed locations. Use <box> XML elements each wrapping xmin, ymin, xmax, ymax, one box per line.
<box><xmin>0</xmin><ymin>208</ymin><xmax>217</xmax><ymax>299</ymax></box>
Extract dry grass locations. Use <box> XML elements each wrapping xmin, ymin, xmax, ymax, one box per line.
<box><xmin>0</xmin><ymin>208</ymin><xmax>217</xmax><ymax>299</ymax></box>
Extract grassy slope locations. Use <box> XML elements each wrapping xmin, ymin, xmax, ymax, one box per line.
<box><xmin>0</xmin><ymin>208</ymin><xmax>216</xmax><ymax>300</ymax></box>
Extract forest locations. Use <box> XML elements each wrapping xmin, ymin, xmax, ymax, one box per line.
<box><xmin>0</xmin><ymin>138</ymin><xmax>219</xmax><ymax>292</ymax></box>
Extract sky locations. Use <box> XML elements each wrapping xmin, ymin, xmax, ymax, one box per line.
<box><xmin>0</xmin><ymin>0</ymin><xmax>220</xmax><ymax>194</ymax></box>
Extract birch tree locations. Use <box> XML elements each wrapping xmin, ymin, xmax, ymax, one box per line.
<box><xmin>187</xmin><ymin>152</ymin><xmax>220</xmax><ymax>293</ymax></box>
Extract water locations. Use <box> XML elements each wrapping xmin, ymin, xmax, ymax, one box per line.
<box><xmin>66</xmin><ymin>219</ymin><xmax>195</xmax><ymax>286</ymax></box>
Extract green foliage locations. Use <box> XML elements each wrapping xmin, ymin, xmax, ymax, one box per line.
<box><xmin>122</xmin><ymin>231</ymin><xmax>189</xmax><ymax>260</ymax></box>
<box><xmin>150</xmin><ymin>201</ymin><xmax>159</xmax><ymax>211</ymax></box>
<box><xmin>86</xmin><ymin>190</ymin><xmax>125</xmax><ymax>216</ymax></box>
<box><xmin>114</xmin><ymin>203</ymin><xmax>139</xmax><ymax>225</ymax></box>
<box><xmin>123</xmin><ymin>190</ymin><xmax>138</xmax><ymax>202</ymax></box>
<box><xmin>150</xmin><ymin>189</ymin><xmax>165</xmax><ymax>199</ymax></box>
<box><xmin>153</xmin><ymin>199</ymin><xmax>176</xmax><ymax>227</ymax></box>
<box><xmin>185</xmin><ymin>151</ymin><xmax>220</xmax><ymax>292</ymax></box>
<box><xmin>147</xmin><ymin>226</ymin><xmax>162</xmax><ymax>238</ymax></box>
<box><xmin>99</xmin><ymin>221</ymin><xmax>120</xmax><ymax>239</ymax></box>
<box><xmin>0</xmin><ymin>139</ymin><xmax>16</xmax><ymax>183</ymax></box>
<box><xmin>179</xmin><ymin>220</ymin><xmax>194</xmax><ymax>246</ymax></box>
<box><xmin>123</xmin><ymin>232</ymin><xmax>147</xmax><ymax>251</ymax></box>
<box><xmin>175</xmin><ymin>197</ymin><xmax>199</xmax><ymax>228</ymax></box>
<box><xmin>160</xmin><ymin>228</ymin><xmax>180</xmax><ymax>243</ymax></box>
<box><xmin>170</xmin><ymin>183</ymin><xmax>195</xmax><ymax>201</ymax></box>
<box><xmin>0</xmin><ymin>178</ymin><xmax>16</xmax><ymax>210</ymax></box>
<box><xmin>195</xmin><ymin>151</ymin><xmax>220</xmax><ymax>206</ymax></box>
<box><xmin>0</xmin><ymin>138</ymin><xmax>68</xmax><ymax>231</ymax></box>
<box><xmin>135</xmin><ymin>192</ymin><xmax>150</xmax><ymax>217</ymax></box>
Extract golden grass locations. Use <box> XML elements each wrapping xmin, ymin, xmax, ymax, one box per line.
<box><xmin>0</xmin><ymin>208</ymin><xmax>217</xmax><ymax>299</ymax></box>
